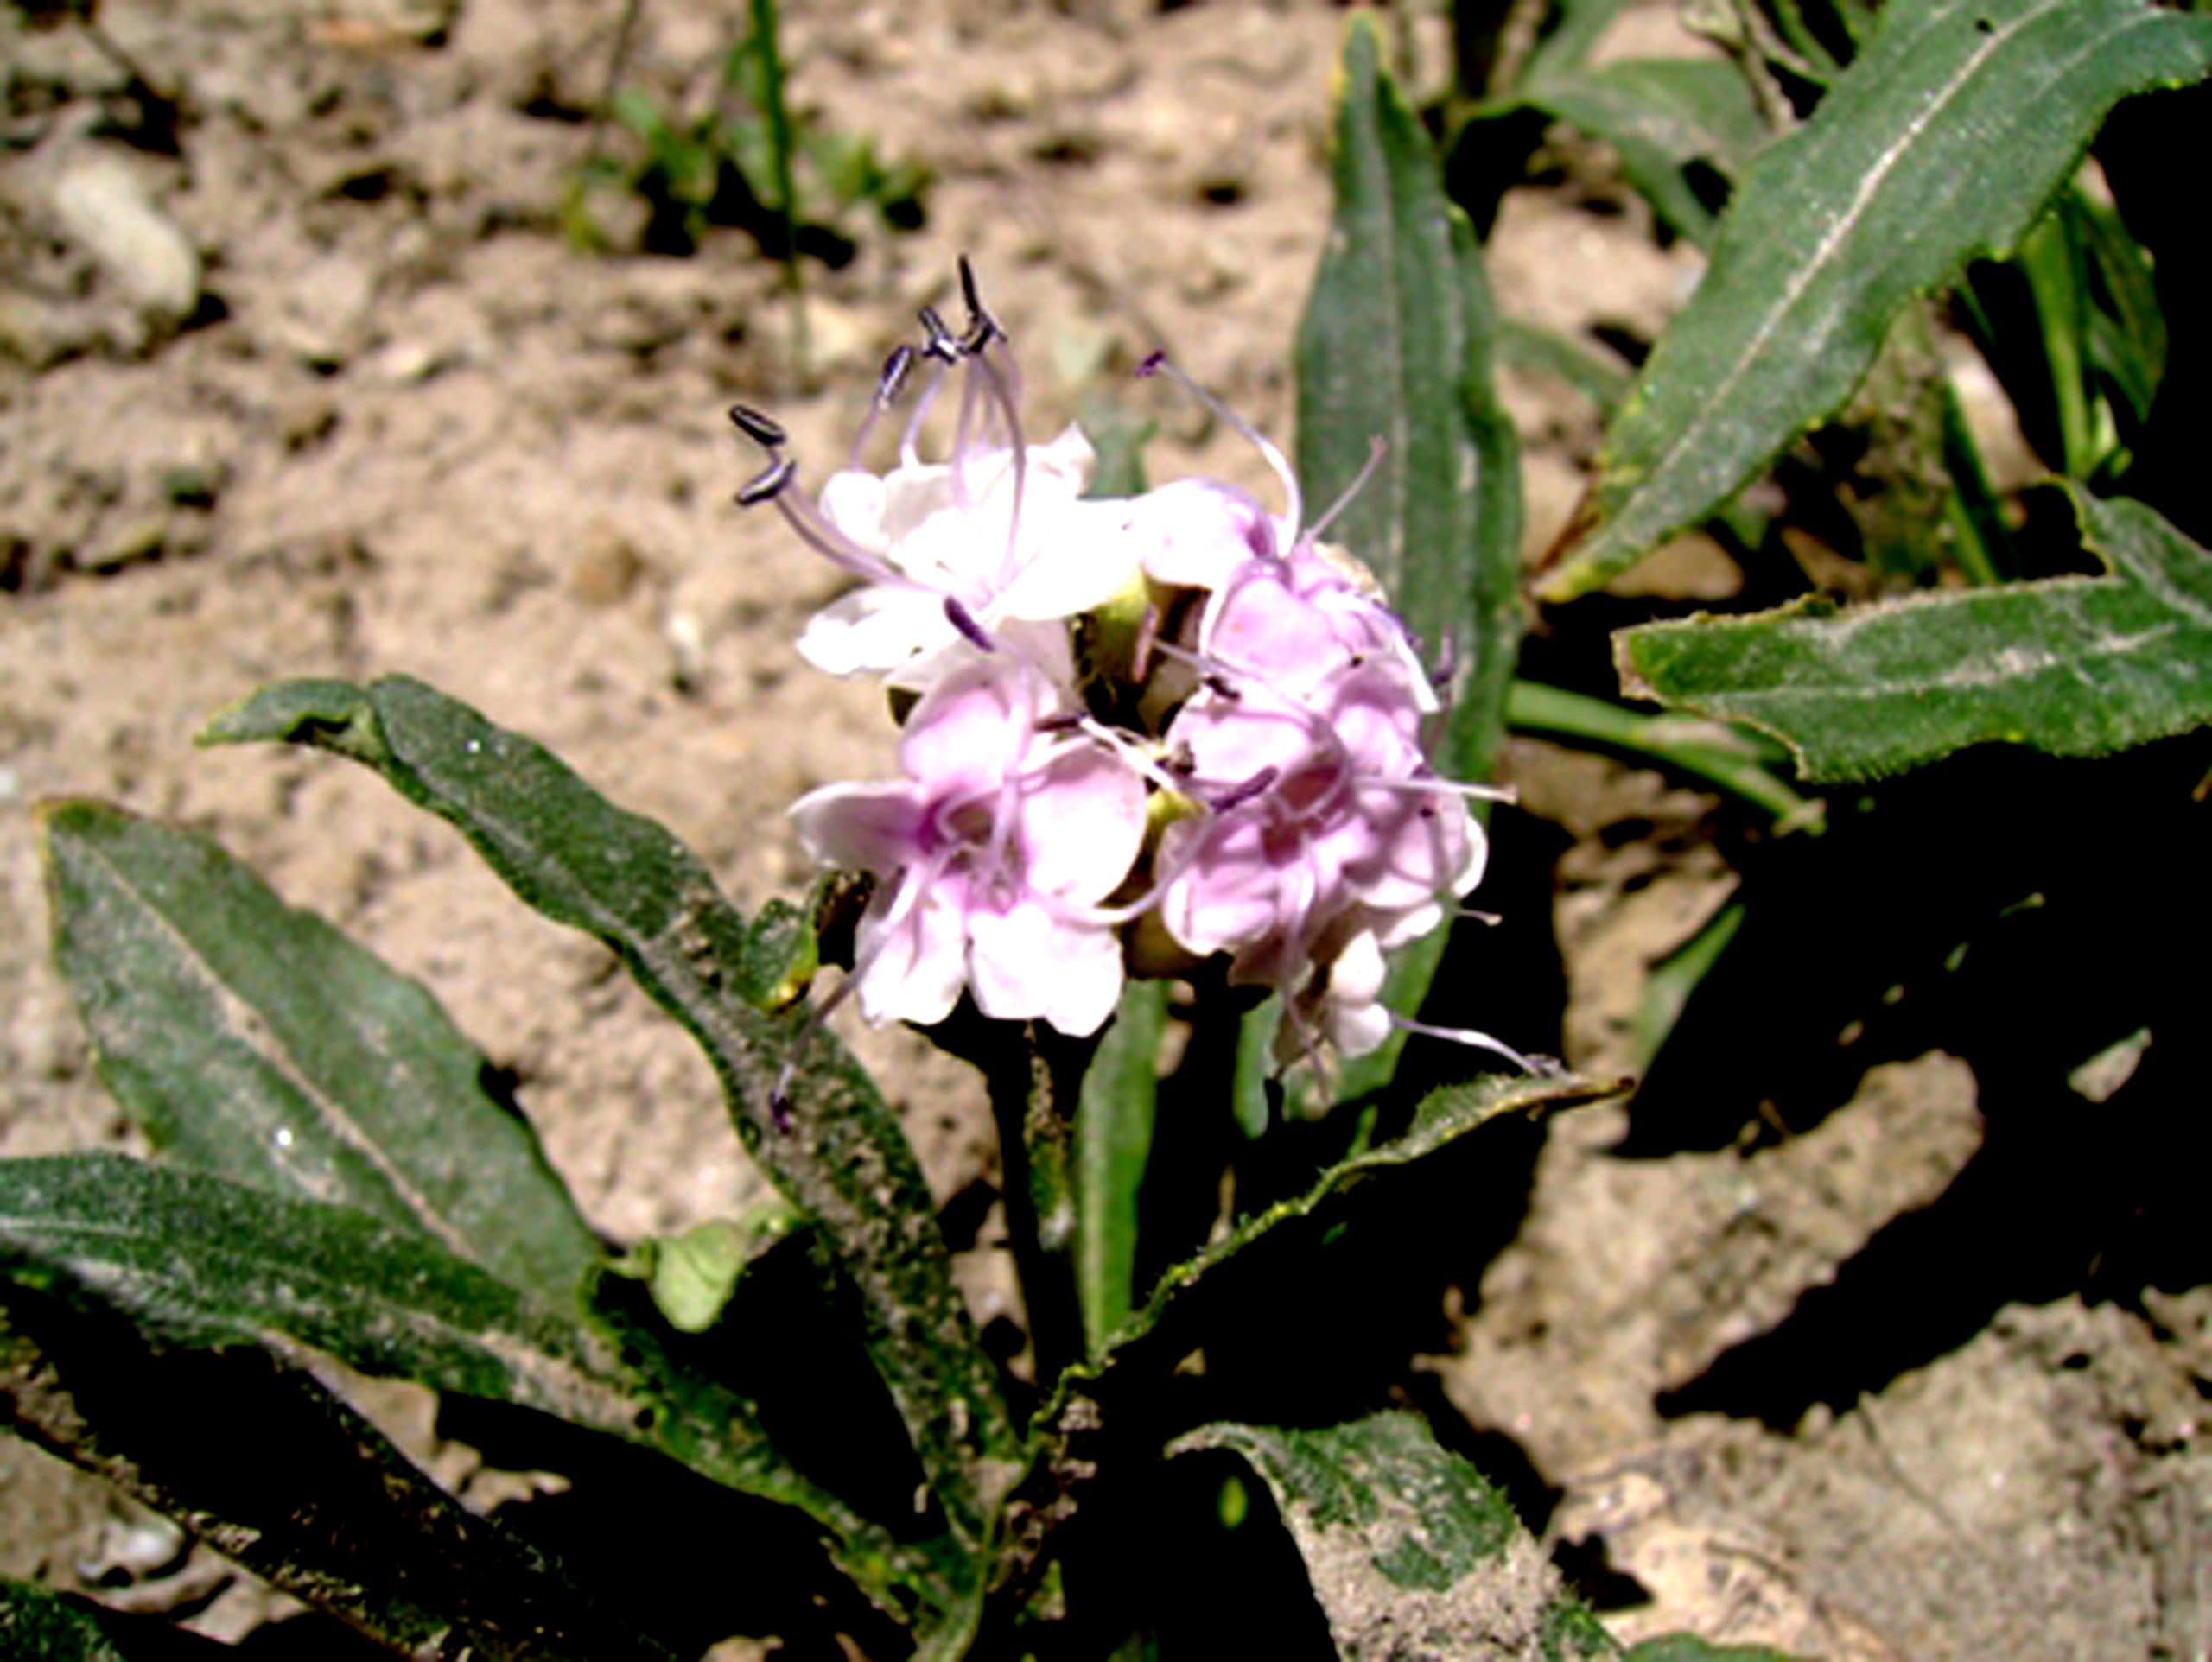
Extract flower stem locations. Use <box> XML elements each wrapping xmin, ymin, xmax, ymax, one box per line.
<box><xmin>1505</xmin><ymin>680</ymin><xmax>1822</xmax><ymax>832</ymax></box>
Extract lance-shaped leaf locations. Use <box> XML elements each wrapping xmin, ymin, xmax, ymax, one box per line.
<box><xmin>1296</xmin><ymin>16</ymin><xmax>1525</xmax><ymax>1102</ymax></box>
<box><xmin>38</xmin><ymin>801</ymin><xmax>600</xmax><ymax>1309</ymax></box>
<box><xmin>1616</xmin><ymin>491</ymin><xmax>2212</xmax><ymax>781</ymax></box>
<box><xmin>198</xmin><ymin>676</ymin><xmax>1017</xmax><ymax>1551</ymax></box>
<box><xmin>1171</xmin><ymin>1412</ymin><xmax>1596</xmax><ymax>1660</ymax></box>
<box><xmin>1</xmin><ymin>1281</ymin><xmax>679</xmax><ymax>1662</ymax></box>
<box><xmin>995</xmin><ymin>1075</ymin><xmax>1617</xmax><ymax>1622</ymax></box>
<box><xmin>0</xmin><ymin>1582</ymin><xmax>207</xmax><ymax>1661</ymax></box>
<box><xmin>1072</xmin><ymin>980</ymin><xmax>1167</xmax><ymax>1361</ymax></box>
<box><xmin>1515</xmin><ymin>59</ymin><xmax>1766</xmax><ymax>245</ymax></box>
<box><xmin>0</xmin><ymin>1155</ymin><xmax>932</xmax><ymax>1618</ymax></box>
<box><xmin>1061</xmin><ymin>1074</ymin><xmax>1611</xmax><ymax>1403</ymax></box>
<box><xmin>1538</xmin><ymin>0</ymin><xmax>2212</xmax><ymax>601</ymax></box>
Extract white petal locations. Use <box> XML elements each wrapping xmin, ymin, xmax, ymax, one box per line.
<box><xmin>968</xmin><ymin>900</ymin><xmax>1124</xmax><ymax>1037</ymax></box>
<box><xmin>994</xmin><ymin>498</ymin><xmax>1145</xmax><ymax>622</ymax></box>
<box><xmin>854</xmin><ymin>880</ymin><xmax>966</xmax><ymax>1029</ymax></box>
<box><xmin>1329</xmin><ymin>929</ymin><xmax>1389</xmax><ymax>1004</ymax></box>
<box><xmin>788</xmin><ymin>781</ymin><xmax>925</xmax><ymax>874</ymax></box>
<box><xmin>796</xmin><ymin>587</ymin><xmax>955</xmax><ymax>676</ymax></box>
<box><xmin>1327</xmin><ymin>996</ymin><xmax>1393</xmax><ymax>1058</ymax></box>
<box><xmin>1014</xmin><ymin>745</ymin><xmax>1147</xmax><ymax>904</ymax></box>
<box><xmin>817</xmin><ymin>470</ymin><xmax>893</xmax><ymax>555</ymax></box>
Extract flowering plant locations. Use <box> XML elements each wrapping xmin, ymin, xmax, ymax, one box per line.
<box><xmin>733</xmin><ymin>261</ymin><xmax>1526</xmax><ymax>1089</ymax></box>
<box><xmin>5</xmin><ymin>22</ymin><xmax>1631</xmax><ymax>1654</ymax></box>
<box><xmin>36</xmin><ymin>0</ymin><xmax>2209</xmax><ymax>1648</ymax></box>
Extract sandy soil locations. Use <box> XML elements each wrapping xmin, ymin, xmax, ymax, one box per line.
<box><xmin>3</xmin><ymin>0</ymin><xmax>2205</xmax><ymax>1655</ymax></box>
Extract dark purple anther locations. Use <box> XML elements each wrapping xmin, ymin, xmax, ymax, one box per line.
<box><xmin>1428</xmin><ymin>628</ymin><xmax>1457</xmax><ymax>694</ymax></box>
<box><xmin>1202</xmin><ymin>672</ymin><xmax>1243</xmax><ymax>701</ymax></box>
<box><xmin>877</xmin><ymin>344</ymin><xmax>916</xmax><ymax>404</ymax></box>
<box><xmin>955</xmin><ymin>255</ymin><xmax>1002</xmax><ymax>352</ymax></box>
<box><xmin>944</xmin><ymin>596</ymin><xmax>996</xmax><ymax>651</ymax></box>
<box><xmin>1135</xmin><ymin>349</ymin><xmax>1167</xmax><ymax>378</ymax></box>
<box><xmin>728</xmin><ymin>403</ymin><xmax>786</xmax><ymax>447</ymax></box>
<box><xmin>735</xmin><ymin>456</ymin><xmax>798</xmax><ymax>506</ymax></box>
<box><xmin>1209</xmin><ymin>765</ymin><xmax>1280</xmax><ymax>814</ymax></box>
<box><xmin>1033</xmin><ymin>711</ymin><xmax>1084</xmax><ymax>734</ymax></box>
<box><xmin>918</xmin><ymin>305</ymin><xmax>960</xmax><ymax>363</ymax></box>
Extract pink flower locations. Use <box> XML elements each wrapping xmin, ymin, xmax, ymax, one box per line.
<box><xmin>1154</xmin><ymin>653</ymin><xmax>1484</xmax><ymax>1056</ymax></box>
<box><xmin>740</xmin><ymin>267</ymin><xmax>1529</xmax><ymax>1079</ymax></box>
<box><xmin>788</xmin><ymin>657</ymin><xmax>1147</xmax><ymax>1037</ymax></box>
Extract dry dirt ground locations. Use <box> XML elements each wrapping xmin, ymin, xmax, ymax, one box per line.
<box><xmin>3</xmin><ymin>0</ymin><xmax>2206</xmax><ymax>1655</ymax></box>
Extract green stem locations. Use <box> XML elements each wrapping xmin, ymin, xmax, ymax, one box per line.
<box><xmin>1938</xmin><ymin>377</ymin><xmax>2011</xmax><ymax>586</ymax></box>
<box><xmin>2018</xmin><ymin>209</ymin><xmax>2094</xmax><ymax>479</ymax></box>
<box><xmin>747</xmin><ymin>0</ymin><xmax>808</xmax><ymax>379</ymax></box>
<box><xmin>1506</xmin><ymin>680</ymin><xmax>1821</xmax><ymax>830</ymax></box>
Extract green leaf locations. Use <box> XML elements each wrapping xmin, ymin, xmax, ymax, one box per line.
<box><xmin>0</xmin><ymin>1154</ymin><xmax>928</xmax><ymax>1610</ymax></box>
<box><xmin>1</xmin><ymin>1286</ymin><xmax>680</xmax><ymax>1662</ymax></box>
<box><xmin>1517</xmin><ymin>59</ymin><xmax>1767</xmax><ymax>244</ymax></box>
<box><xmin>1616</xmin><ymin>490</ymin><xmax>2212</xmax><ymax>780</ymax></box>
<box><xmin>1171</xmin><ymin>1412</ymin><xmax>1592</xmax><ymax>1659</ymax></box>
<box><xmin>38</xmin><ymin>800</ymin><xmax>601</xmax><ymax>1308</ymax></box>
<box><xmin>198</xmin><ymin>676</ymin><xmax>1017</xmax><ymax>1550</ymax></box>
<box><xmin>1297</xmin><ymin>15</ymin><xmax>1525</xmax><ymax>1102</ymax></box>
<box><xmin>2067</xmin><ymin>187</ymin><xmax>2165</xmax><ymax>426</ymax></box>
<box><xmin>1522</xmin><ymin>0</ymin><xmax>1633</xmax><ymax>89</ymax></box>
<box><xmin>1497</xmin><ymin>320</ymin><xmax>1632</xmax><ymax>422</ymax></box>
<box><xmin>1623</xmin><ymin>1638</ymin><xmax>1798</xmax><ymax>1661</ymax></box>
<box><xmin>1504</xmin><ymin>681</ymin><xmax>1817</xmax><ymax>826</ymax></box>
<box><xmin>0</xmin><ymin>1584</ymin><xmax>137</xmax><ymax>1662</ymax></box>
<box><xmin>1072</xmin><ymin>980</ymin><xmax>1166</xmax><ymax>1360</ymax></box>
<box><xmin>1538</xmin><ymin>0</ymin><xmax>2212</xmax><ymax>601</ymax></box>
<box><xmin>1071</xmin><ymin>1073</ymin><xmax>1609</xmax><ymax>1385</ymax></box>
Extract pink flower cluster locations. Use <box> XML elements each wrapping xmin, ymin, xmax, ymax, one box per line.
<box><xmin>734</xmin><ymin>265</ymin><xmax>1509</xmax><ymax>1075</ymax></box>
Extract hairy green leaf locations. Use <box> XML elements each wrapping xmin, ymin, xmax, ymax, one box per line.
<box><xmin>1297</xmin><ymin>16</ymin><xmax>1525</xmax><ymax>1102</ymax></box>
<box><xmin>0</xmin><ymin>1583</ymin><xmax>141</xmax><ymax>1661</ymax></box>
<box><xmin>38</xmin><ymin>801</ymin><xmax>599</xmax><ymax>1309</ymax></box>
<box><xmin>199</xmin><ymin>675</ymin><xmax>1017</xmax><ymax>1551</ymax></box>
<box><xmin>1172</xmin><ymin>1412</ymin><xmax>1588</xmax><ymax>1659</ymax></box>
<box><xmin>1</xmin><ymin>1285</ymin><xmax>679</xmax><ymax>1662</ymax></box>
<box><xmin>0</xmin><ymin>1155</ymin><xmax>926</xmax><ymax>1610</ymax></box>
<box><xmin>1522</xmin><ymin>0</ymin><xmax>1633</xmax><ymax>90</ymax></box>
<box><xmin>1065</xmin><ymin>1073</ymin><xmax>1609</xmax><ymax>1392</ymax></box>
<box><xmin>1539</xmin><ymin>0</ymin><xmax>2212</xmax><ymax>600</ymax></box>
<box><xmin>1072</xmin><ymin>980</ymin><xmax>1166</xmax><ymax>1360</ymax></box>
<box><xmin>1518</xmin><ymin>59</ymin><xmax>1766</xmax><ymax>244</ymax></box>
<box><xmin>1617</xmin><ymin>490</ymin><xmax>2212</xmax><ymax>779</ymax></box>
<box><xmin>1497</xmin><ymin>321</ymin><xmax>1632</xmax><ymax>422</ymax></box>
<box><xmin>1623</xmin><ymin>1638</ymin><xmax>1797</xmax><ymax>1661</ymax></box>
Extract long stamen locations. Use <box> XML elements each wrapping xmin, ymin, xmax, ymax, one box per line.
<box><xmin>1386</xmin><ymin>1012</ymin><xmax>1542</xmax><ymax>1074</ymax></box>
<box><xmin>771</xmin><ymin>482</ymin><xmax>906</xmax><ymax>587</ymax></box>
<box><xmin>973</xmin><ymin>353</ymin><xmax>1027</xmax><ymax>577</ymax></box>
<box><xmin>849</xmin><ymin>345</ymin><xmax>915</xmax><ymax>467</ymax></box>
<box><xmin>1360</xmin><ymin>775</ymin><xmax>1518</xmax><ymax>806</ymax></box>
<box><xmin>1136</xmin><ymin>349</ymin><xmax>1302</xmax><ymax>542</ymax></box>
<box><xmin>1306</xmin><ymin>435</ymin><xmax>1387</xmax><ymax>542</ymax></box>
<box><xmin>947</xmin><ymin>335</ymin><xmax>985</xmax><ymax>512</ymax></box>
